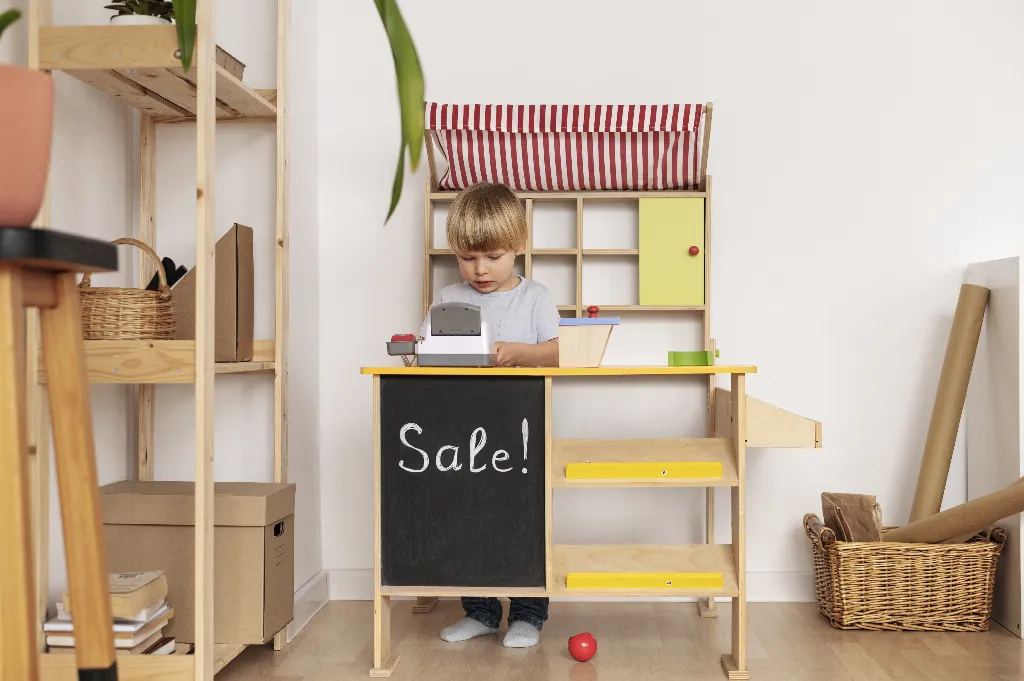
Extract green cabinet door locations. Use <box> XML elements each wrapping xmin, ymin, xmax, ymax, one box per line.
<box><xmin>638</xmin><ymin>198</ymin><xmax>705</xmax><ymax>306</ymax></box>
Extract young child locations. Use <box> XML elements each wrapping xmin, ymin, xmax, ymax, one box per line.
<box><xmin>426</xmin><ymin>182</ymin><xmax>559</xmax><ymax>647</ymax></box>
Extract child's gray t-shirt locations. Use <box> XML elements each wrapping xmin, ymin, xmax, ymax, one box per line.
<box><xmin>421</xmin><ymin>276</ymin><xmax>560</xmax><ymax>344</ymax></box>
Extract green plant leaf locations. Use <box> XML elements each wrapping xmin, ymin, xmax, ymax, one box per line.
<box><xmin>171</xmin><ymin>0</ymin><xmax>195</xmax><ymax>72</ymax></box>
<box><xmin>0</xmin><ymin>8</ymin><xmax>22</xmax><ymax>43</ymax></box>
<box><xmin>375</xmin><ymin>0</ymin><xmax>424</xmax><ymax>223</ymax></box>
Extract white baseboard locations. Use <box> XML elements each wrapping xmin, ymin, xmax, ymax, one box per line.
<box><xmin>328</xmin><ymin>569</ymin><xmax>376</xmax><ymax>600</ymax></box>
<box><xmin>324</xmin><ymin>569</ymin><xmax>815</xmax><ymax>603</ymax></box>
<box><xmin>747</xmin><ymin>570</ymin><xmax>815</xmax><ymax>602</ymax></box>
<box><xmin>287</xmin><ymin>570</ymin><xmax>329</xmax><ymax>643</ymax></box>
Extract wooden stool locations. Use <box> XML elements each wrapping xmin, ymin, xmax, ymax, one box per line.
<box><xmin>0</xmin><ymin>227</ymin><xmax>119</xmax><ymax>681</ymax></box>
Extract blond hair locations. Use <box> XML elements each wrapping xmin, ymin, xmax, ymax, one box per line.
<box><xmin>446</xmin><ymin>183</ymin><xmax>527</xmax><ymax>254</ymax></box>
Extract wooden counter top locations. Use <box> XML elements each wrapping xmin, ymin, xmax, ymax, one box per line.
<box><xmin>360</xmin><ymin>365</ymin><xmax>757</xmax><ymax>376</ymax></box>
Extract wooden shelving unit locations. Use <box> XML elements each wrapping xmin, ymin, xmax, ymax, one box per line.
<box><xmin>26</xmin><ymin>1</ymin><xmax>291</xmax><ymax>679</ymax></box>
<box><xmin>424</xmin><ymin>189</ymin><xmax>713</xmax><ymax>318</ymax></box>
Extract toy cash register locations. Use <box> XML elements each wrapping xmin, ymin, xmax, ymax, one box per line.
<box><xmin>387</xmin><ymin>302</ymin><xmax>496</xmax><ymax>367</ymax></box>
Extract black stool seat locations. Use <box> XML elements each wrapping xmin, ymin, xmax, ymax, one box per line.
<box><xmin>0</xmin><ymin>227</ymin><xmax>117</xmax><ymax>273</ymax></box>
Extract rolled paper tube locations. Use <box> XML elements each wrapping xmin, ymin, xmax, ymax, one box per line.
<box><xmin>908</xmin><ymin>283</ymin><xmax>990</xmax><ymax>523</ymax></box>
<box><xmin>884</xmin><ymin>475</ymin><xmax>1024</xmax><ymax>543</ymax></box>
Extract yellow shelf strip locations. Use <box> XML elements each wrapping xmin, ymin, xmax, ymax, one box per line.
<box><xmin>565</xmin><ymin>461</ymin><xmax>723</xmax><ymax>480</ymax></box>
<box><xmin>566</xmin><ymin>571</ymin><xmax>724</xmax><ymax>590</ymax></box>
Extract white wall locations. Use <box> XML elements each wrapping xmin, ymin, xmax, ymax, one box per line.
<box><xmin>3</xmin><ymin>0</ymin><xmax>322</xmax><ymax>611</ymax></box>
<box><xmin>319</xmin><ymin>0</ymin><xmax>1024</xmax><ymax>600</ymax></box>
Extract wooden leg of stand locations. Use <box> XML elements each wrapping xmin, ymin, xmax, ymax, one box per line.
<box><xmin>699</xmin><ymin>487</ymin><xmax>718</xmax><ymax>618</ymax></box>
<box><xmin>0</xmin><ymin>265</ymin><xmax>39</xmax><ymax>681</ymax></box>
<box><xmin>370</xmin><ymin>594</ymin><xmax>398</xmax><ymax>678</ymax></box>
<box><xmin>40</xmin><ymin>272</ymin><xmax>117</xmax><ymax>678</ymax></box>
<box><xmin>413</xmin><ymin>597</ymin><xmax>438</xmax><ymax>614</ymax></box>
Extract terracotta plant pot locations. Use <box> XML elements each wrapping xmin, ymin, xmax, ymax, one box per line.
<box><xmin>0</xmin><ymin>65</ymin><xmax>54</xmax><ymax>227</ymax></box>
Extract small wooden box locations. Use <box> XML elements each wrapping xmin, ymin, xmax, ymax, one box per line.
<box><xmin>558</xmin><ymin>317</ymin><xmax>619</xmax><ymax>368</ymax></box>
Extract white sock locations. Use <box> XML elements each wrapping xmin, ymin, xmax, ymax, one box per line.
<box><xmin>502</xmin><ymin>620</ymin><xmax>541</xmax><ymax>648</ymax></box>
<box><xmin>440</xmin><ymin>617</ymin><xmax>498</xmax><ymax>642</ymax></box>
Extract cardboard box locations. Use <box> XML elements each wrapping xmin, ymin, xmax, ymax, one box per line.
<box><xmin>172</xmin><ymin>224</ymin><xmax>255</xmax><ymax>362</ymax></box>
<box><xmin>99</xmin><ymin>481</ymin><xmax>295</xmax><ymax>645</ymax></box>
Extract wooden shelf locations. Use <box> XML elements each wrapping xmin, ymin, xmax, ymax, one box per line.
<box><xmin>41</xmin><ymin>652</ymin><xmax>193</xmax><ymax>680</ymax></box>
<box><xmin>39</xmin><ymin>642</ymin><xmax>244</xmax><ymax>680</ymax></box>
<box><xmin>591</xmin><ymin>304</ymin><xmax>705</xmax><ymax>311</ymax></box>
<box><xmin>362</xmin><ymin>365</ymin><xmax>755</xmax><ymax>377</ymax></box>
<box><xmin>558</xmin><ymin>305</ymin><xmax>706</xmax><ymax>312</ymax></box>
<box><xmin>27</xmin><ymin>5</ymin><xmax>293</xmax><ymax>679</ymax></box>
<box><xmin>430</xmin><ymin>190</ymin><xmax>706</xmax><ymax>202</ymax></box>
<box><xmin>380</xmin><ymin>585</ymin><xmax>548</xmax><ymax>598</ymax></box>
<box><xmin>38</xmin><ymin>26</ymin><xmax>276</xmax><ymax>123</ymax></box>
<box><xmin>583</xmin><ymin>249</ymin><xmax>639</xmax><ymax>256</ymax></box>
<box><xmin>714</xmin><ymin>387</ymin><xmax>823</xmax><ymax>448</ymax></box>
<box><xmin>533</xmin><ymin>248</ymin><xmax>578</xmax><ymax>255</ymax></box>
<box><xmin>429</xmin><ymin>248</ymin><xmax>640</xmax><ymax>256</ymax></box>
<box><xmin>552</xmin><ymin>544</ymin><xmax>738</xmax><ymax>596</ymax></box>
<box><xmin>553</xmin><ymin>438</ymin><xmax>738</xmax><ymax>487</ymax></box>
<box><xmin>213</xmin><ymin>644</ymin><xmax>248</xmax><ymax>674</ymax></box>
<box><xmin>38</xmin><ymin>340</ymin><xmax>275</xmax><ymax>384</ymax></box>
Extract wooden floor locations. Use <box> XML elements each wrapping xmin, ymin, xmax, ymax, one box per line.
<box><xmin>218</xmin><ymin>600</ymin><xmax>1024</xmax><ymax>680</ymax></box>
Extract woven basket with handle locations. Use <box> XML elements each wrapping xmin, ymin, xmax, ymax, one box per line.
<box><xmin>803</xmin><ymin>513</ymin><xmax>1005</xmax><ymax>632</ymax></box>
<box><xmin>79</xmin><ymin>238</ymin><xmax>176</xmax><ymax>340</ymax></box>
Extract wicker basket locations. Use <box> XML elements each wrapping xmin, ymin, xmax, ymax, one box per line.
<box><xmin>79</xmin><ymin>238</ymin><xmax>176</xmax><ymax>340</ymax></box>
<box><xmin>803</xmin><ymin>513</ymin><xmax>1006</xmax><ymax>632</ymax></box>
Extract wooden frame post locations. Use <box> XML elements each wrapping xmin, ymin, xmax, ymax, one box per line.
<box><xmin>575</xmin><ymin>198</ymin><xmax>583</xmax><ymax>317</ymax></box>
<box><xmin>272</xmin><ymin>0</ymin><xmax>292</xmax><ymax>650</ymax></box>
<box><xmin>700</xmin><ymin>103</ymin><xmax>713</xmax><ymax>191</ymax></box>
<box><xmin>700</xmin><ymin>174</ymin><xmax>717</xmax><ymax>618</ymax></box>
<box><xmin>194</xmin><ymin>0</ymin><xmax>217</xmax><ymax>677</ymax></box>
<box><xmin>371</xmin><ymin>375</ymin><xmax>399</xmax><ymax>677</ymax></box>
<box><xmin>545</xmin><ymin>376</ymin><xmax>554</xmax><ymax>590</ymax></box>
<box><xmin>137</xmin><ymin>113</ymin><xmax>157</xmax><ymax>481</ymax></box>
<box><xmin>721</xmin><ymin>371</ymin><xmax>748</xmax><ymax>680</ymax></box>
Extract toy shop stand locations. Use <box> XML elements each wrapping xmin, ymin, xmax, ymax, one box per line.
<box><xmin>362</xmin><ymin>102</ymin><xmax>822</xmax><ymax>679</ymax></box>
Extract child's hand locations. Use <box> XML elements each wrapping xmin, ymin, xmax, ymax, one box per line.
<box><xmin>495</xmin><ymin>341</ymin><xmax>524</xmax><ymax>367</ymax></box>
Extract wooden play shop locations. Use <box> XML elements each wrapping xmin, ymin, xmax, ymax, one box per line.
<box><xmin>362</xmin><ymin>103</ymin><xmax>822</xmax><ymax>679</ymax></box>
<box><xmin>22</xmin><ymin>1</ymin><xmax>293</xmax><ymax>679</ymax></box>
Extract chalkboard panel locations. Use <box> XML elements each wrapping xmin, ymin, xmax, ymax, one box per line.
<box><xmin>380</xmin><ymin>375</ymin><xmax>546</xmax><ymax>588</ymax></box>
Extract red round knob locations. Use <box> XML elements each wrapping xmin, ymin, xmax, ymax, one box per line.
<box><xmin>586</xmin><ymin>305</ymin><xmax>600</xmax><ymax>318</ymax></box>
<box><xmin>689</xmin><ymin>246</ymin><xmax>700</xmax><ymax>256</ymax></box>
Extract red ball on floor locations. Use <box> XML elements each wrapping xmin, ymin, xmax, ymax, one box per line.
<box><xmin>568</xmin><ymin>632</ymin><xmax>597</xmax><ymax>661</ymax></box>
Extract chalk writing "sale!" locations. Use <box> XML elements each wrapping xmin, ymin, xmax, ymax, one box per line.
<box><xmin>398</xmin><ymin>419</ymin><xmax>530</xmax><ymax>474</ymax></box>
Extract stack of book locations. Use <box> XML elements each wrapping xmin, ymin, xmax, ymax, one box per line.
<box><xmin>45</xmin><ymin>571</ymin><xmax>180</xmax><ymax>655</ymax></box>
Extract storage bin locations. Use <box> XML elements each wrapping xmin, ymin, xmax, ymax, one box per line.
<box><xmin>79</xmin><ymin>237</ymin><xmax>175</xmax><ymax>340</ymax></box>
<box><xmin>100</xmin><ymin>481</ymin><xmax>295</xmax><ymax>644</ymax></box>
<box><xmin>804</xmin><ymin>513</ymin><xmax>1005</xmax><ymax>631</ymax></box>
<box><xmin>172</xmin><ymin>223</ymin><xmax>255</xmax><ymax>362</ymax></box>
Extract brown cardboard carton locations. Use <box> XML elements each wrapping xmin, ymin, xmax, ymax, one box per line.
<box><xmin>172</xmin><ymin>224</ymin><xmax>255</xmax><ymax>362</ymax></box>
<box><xmin>100</xmin><ymin>481</ymin><xmax>295</xmax><ymax>645</ymax></box>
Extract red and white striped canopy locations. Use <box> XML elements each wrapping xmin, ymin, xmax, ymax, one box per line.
<box><xmin>425</xmin><ymin>103</ymin><xmax>707</xmax><ymax>192</ymax></box>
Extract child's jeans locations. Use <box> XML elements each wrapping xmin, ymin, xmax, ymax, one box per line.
<box><xmin>462</xmin><ymin>596</ymin><xmax>549</xmax><ymax>630</ymax></box>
